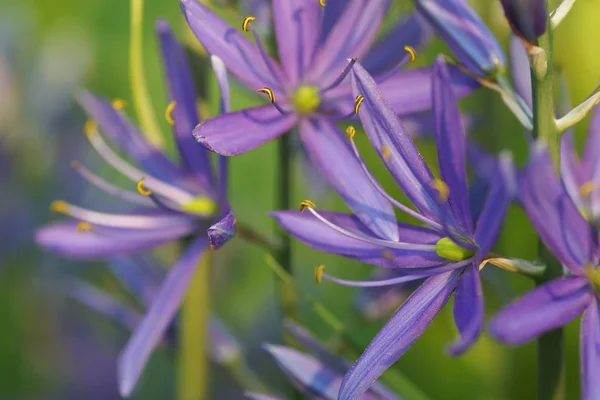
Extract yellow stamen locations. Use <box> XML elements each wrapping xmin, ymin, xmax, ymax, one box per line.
<box><xmin>300</xmin><ymin>199</ymin><xmax>316</xmax><ymax>213</ymax></box>
<box><xmin>404</xmin><ymin>45</ymin><xmax>416</xmax><ymax>63</ymax></box>
<box><xmin>382</xmin><ymin>145</ymin><xmax>391</xmax><ymax>162</ymax></box>
<box><xmin>430</xmin><ymin>178</ymin><xmax>449</xmax><ymax>202</ymax></box>
<box><xmin>345</xmin><ymin>125</ymin><xmax>356</xmax><ymax>139</ymax></box>
<box><xmin>315</xmin><ymin>264</ymin><xmax>325</xmax><ymax>284</ymax></box>
<box><xmin>50</xmin><ymin>200</ymin><xmax>69</xmax><ymax>214</ymax></box>
<box><xmin>354</xmin><ymin>95</ymin><xmax>364</xmax><ymax>114</ymax></box>
<box><xmin>242</xmin><ymin>16</ymin><xmax>256</xmax><ymax>32</ymax></box>
<box><xmin>84</xmin><ymin>120</ymin><xmax>97</xmax><ymax>137</ymax></box>
<box><xmin>136</xmin><ymin>178</ymin><xmax>152</xmax><ymax>196</ymax></box>
<box><xmin>319</xmin><ymin>0</ymin><xmax>326</xmax><ymax>6</ymax></box>
<box><xmin>580</xmin><ymin>181</ymin><xmax>595</xmax><ymax>199</ymax></box>
<box><xmin>76</xmin><ymin>222</ymin><xmax>93</xmax><ymax>233</ymax></box>
<box><xmin>112</xmin><ymin>98</ymin><xmax>127</xmax><ymax>110</ymax></box>
<box><xmin>165</xmin><ymin>101</ymin><xmax>176</xmax><ymax>125</ymax></box>
<box><xmin>257</xmin><ymin>87</ymin><xmax>275</xmax><ymax>103</ymax></box>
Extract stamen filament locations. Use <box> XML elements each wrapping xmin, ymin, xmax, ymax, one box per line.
<box><xmin>320</xmin><ymin>58</ymin><xmax>357</xmax><ymax>93</ymax></box>
<box><xmin>257</xmin><ymin>87</ymin><xmax>289</xmax><ymax>115</ymax></box>
<box><xmin>375</xmin><ymin>45</ymin><xmax>417</xmax><ymax>84</ymax></box>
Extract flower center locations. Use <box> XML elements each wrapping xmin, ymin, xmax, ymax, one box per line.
<box><xmin>180</xmin><ymin>196</ymin><xmax>217</xmax><ymax>216</ymax></box>
<box><xmin>435</xmin><ymin>237</ymin><xmax>476</xmax><ymax>262</ymax></box>
<box><xmin>584</xmin><ymin>264</ymin><xmax>600</xmax><ymax>292</ymax></box>
<box><xmin>291</xmin><ymin>86</ymin><xmax>321</xmax><ymax>115</ymax></box>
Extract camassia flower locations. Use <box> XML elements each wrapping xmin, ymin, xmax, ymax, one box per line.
<box><xmin>36</xmin><ymin>20</ymin><xmax>235</xmax><ymax>396</ymax></box>
<box><xmin>490</xmin><ymin>136</ymin><xmax>600</xmax><ymax>400</ymax></box>
<box><xmin>273</xmin><ymin>58</ymin><xmax>515</xmax><ymax>398</ymax></box>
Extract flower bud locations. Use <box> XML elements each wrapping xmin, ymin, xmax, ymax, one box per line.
<box><xmin>500</xmin><ymin>0</ymin><xmax>547</xmax><ymax>45</ymax></box>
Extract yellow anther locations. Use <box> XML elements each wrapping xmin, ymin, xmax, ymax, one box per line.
<box><xmin>242</xmin><ymin>16</ymin><xmax>256</xmax><ymax>32</ymax></box>
<box><xmin>136</xmin><ymin>178</ymin><xmax>152</xmax><ymax>196</ymax></box>
<box><xmin>345</xmin><ymin>125</ymin><xmax>356</xmax><ymax>139</ymax></box>
<box><xmin>257</xmin><ymin>87</ymin><xmax>275</xmax><ymax>103</ymax></box>
<box><xmin>382</xmin><ymin>250</ymin><xmax>394</xmax><ymax>260</ymax></box>
<box><xmin>112</xmin><ymin>98</ymin><xmax>127</xmax><ymax>110</ymax></box>
<box><xmin>315</xmin><ymin>264</ymin><xmax>325</xmax><ymax>284</ymax></box>
<box><xmin>76</xmin><ymin>222</ymin><xmax>93</xmax><ymax>233</ymax></box>
<box><xmin>430</xmin><ymin>178</ymin><xmax>450</xmax><ymax>202</ymax></box>
<box><xmin>319</xmin><ymin>0</ymin><xmax>326</xmax><ymax>6</ymax></box>
<box><xmin>50</xmin><ymin>200</ymin><xmax>69</xmax><ymax>214</ymax></box>
<box><xmin>354</xmin><ymin>95</ymin><xmax>364</xmax><ymax>114</ymax></box>
<box><xmin>84</xmin><ymin>120</ymin><xmax>97</xmax><ymax>137</ymax></box>
<box><xmin>382</xmin><ymin>145</ymin><xmax>391</xmax><ymax>162</ymax></box>
<box><xmin>299</xmin><ymin>199</ymin><xmax>316</xmax><ymax>213</ymax></box>
<box><xmin>404</xmin><ymin>45</ymin><xmax>417</xmax><ymax>63</ymax></box>
<box><xmin>165</xmin><ymin>101</ymin><xmax>176</xmax><ymax>126</ymax></box>
<box><xmin>580</xmin><ymin>181</ymin><xmax>595</xmax><ymax>198</ymax></box>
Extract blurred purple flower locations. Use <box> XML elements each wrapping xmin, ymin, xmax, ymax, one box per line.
<box><xmin>274</xmin><ymin>58</ymin><xmax>515</xmax><ymax>399</ymax></box>
<box><xmin>489</xmin><ymin>138</ymin><xmax>600</xmax><ymax>400</ymax></box>
<box><xmin>500</xmin><ymin>0</ymin><xmax>547</xmax><ymax>45</ymax></box>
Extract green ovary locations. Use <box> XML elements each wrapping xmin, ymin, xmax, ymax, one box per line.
<box><xmin>435</xmin><ymin>237</ymin><xmax>476</xmax><ymax>262</ymax></box>
<box><xmin>292</xmin><ymin>86</ymin><xmax>321</xmax><ymax>115</ymax></box>
<box><xmin>181</xmin><ymin>196</ymin><xmax>217</xmax><ymax>216</ymax></box>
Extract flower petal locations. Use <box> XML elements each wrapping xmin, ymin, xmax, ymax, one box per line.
<box><xmin>488</xmin><ymin>275</ymin><xmax>592</xmax><ymax>345</ymax></box>
<box><xmin>36</xmin><ymin>221</ymin><xmax>194</xmax><ymax>260</ymax></box>
<box><xmin>509</xmin><ymin>35</ymin><xmax>532</xmax><ymax>109</ymax></box>
<box><xmin>118</xmin><ymin>238</ymin><xmax>208</xmax><ymax>397</ymax></box>
<box><xmin>581</xmin><ymin>299</ymin><xmax>600</xmax><ymax>400</ymax></box>
<box><xmin>448</xmin><ymin>265</ymin><xmax>483</xmax><ymax>355</ymax></box>
<box><xmin>207</xmin><ymin>210</ymin><xmax>236</xmax><ymax>250</ymax></box>
<box><xmin>156</xmin><ymin>20</ymin><xmax>214</xmax><ymax>189</ymax></box>
<box><xmin>338</xmin><ymin>269</ymin><xmax>461</xmax><ymax>399</ymax></box>
<box><xmin>560</xmin><ymin>131</ymin><xmax>586</xmax><ymax>216</ymax></box>
<box><xmin>193</xmin><ymin>105</ymin><xmax>298</xmax><ymax>156</ymax></box>
<box><xmin>181</xmin><ymin>0</ymin><xmax>285</xmax><ymax>92</ymax></box>
<box><xmin>499</xmin><ymin>0</ymin><xmax>547</xmax><ymax>44</ymax></box>
<box><xmin>299</xmin><ymin>118</ymin><xmax>398</xmax><ymax>241</ymax></box>
<box><xmin>582</xmin><ymin>105</ymin><xmax>600</xmax><ymax>175</ymax></box>
<box><xmin>272</xmin><ymin>210</ymin><xmax>443</xmax><ymax>268</ymax></box>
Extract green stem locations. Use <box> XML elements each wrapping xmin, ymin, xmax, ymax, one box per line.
<box><xmin>178</xmin><ymin>253</ymin><xmax>211</xmax><ymax>400</ymax></box>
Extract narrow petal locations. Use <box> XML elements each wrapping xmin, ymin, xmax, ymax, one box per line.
<box><xmin>520</xmin><ymin>142</ymin><xmax>591</xmax><ymax>272</ymax></box>
<box><xmin>561</xmin><ymin>131</ymin><xmax>586</xmax><ymax>215</ymax></box>
<box><xmin>156</xmin><ymin>20</ymin><xmax>214</xmax><ymax>189</ymax></box>
<box><xmin>193</xmin><ymin>105</ymin><xmax>298</xmax><ymax>156</ymax></box>
<box><xmin>181</xmin><ymin>0</ymin><xmax>285</xmax><ymax>92</ymax></box>
<box><xmin>271</xmin><ymin>210</ymin><xmax>443</xmax><ymax>268</ymax></box>
<box><xmin>448</xmin><ymin>265</ymin><xmax>483</xmax><ymax>355</ymax></box>
<box><xmin>509</xmin><ymin>35</ymin><xmax>532</xmax><ymax>109</ymax></box>
<box><xmin>273</xmin><ymin>0</ymin><xmax>321</xmax><ymax>84</ymax></box>
<box><xmin>207</xmin><ymin>210</ymin><xmax>236</xmax><ymax>250</ymax></box>
<box><xmin>432</xmin><ymin>57</ymin><xmax>471</xmax><ymax>233</ymax></box>
<box><xmin>581</xmin><ymin>299</ymin><xmax>600</xmax><ymax>400</ymax></box>
<box><xmin>299</xmin><ymin>118</ymin><xmax>398</xmax><ymax>241</ymax></box>
<box><xmin>319</xmin><ymin>0</ymin><xmax>347</xmax><ymax>40</ymax></box>
<box><xmin>118</xmin><ymin>238</ymin><xmax>208</xmax><ymax>397</ymax></box>
<box><xmin>499</xmin><ymin>0</ymin><xmax>547</xmax><ymax>44</ymax></box>
<box><xmin>488</xmin><ymin>276</ymin><xmax>592</xmax><ymax>345</ymax></box>
<box><xmin>339</xmin><ymin>269</ymin><xmax>461</xmax><ymax>399</ymax></box>
<box><xmin>36</xmin><ymin>221</ymin><xmax>194</xmax><ymax>260</ymax></box>
<box><xmin>583</xmin><ymin>105</ymin><xmax>600</xmax><ymax>176</ymax></box>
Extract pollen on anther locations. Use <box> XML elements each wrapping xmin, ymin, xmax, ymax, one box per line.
<box><xmin>112</xmin><ymin>98</ymin><xmax>127</xmax><ymax>110</ymax></box>
<box><xmin>136</xmin><ymin>178</ymin><xmax>152</xmax><ymax>196</ymax></box>
<box><xmin>319</xmin><ymin>0</ymin><xmax>326</xmax><ymax>6</ymax></box>
<box><xmin>345</xmin><ymin>125</ymin><xmax>356</xmax><ymax>139</ymax></box>
<box><xmin>404</xmin><ymin>45</ymin><xmax>417</xmax><ymax>63</ymax></box>
<box><xmin>299</xmin><ymin>199</ymin><xmax>316</xmax><ymax>213</ymax></box>
<box><xmin>382</xmin><ymin>145</ymin><xmax>391</xmax><ymax>161</ymax></box>
<box><xmin>50</xmin><ymin>200</ymin><xmax>69</xmax><ymax>214</ymax></box>
<box><xmin>430</xmin><ymin>178</ymin><xmax>450</xmax><ymax>202</ymax></box>
<box><xmin>76</xmin><ymin>222</ymin><xmax>93</xmax><ymax>233</ymax></box>
<box><xmin>165</xmin><ymin>101</ymin><xmax>176</xmax><ymax>125</ymax></box>
<box><xmin>257</xmin><ymin>87</ymin><xmax>275</xmax><ymax>103</ymax></box>
<box><xmin>354</xmin><ymin>95</ymin><xmax>364</xmax><ymax>114</ymax></box>
<box><xmin>242</xmin><ymin>16</ymin><xmax>256</xmax><ymax>32</ymax></box>
<box><xmin>315</xmin><ymin>264</ymin><xmax>325</xmax><ymax>284</ymax></box>
<box><xmin>84</xmin><ymin>120</ymin><xmax>97</xmax><ymax>136</ymax></box>
<box><xmin>580</xmin><ymin>181</ymin><xmax>595</xmax><ymax>198</ymax></box>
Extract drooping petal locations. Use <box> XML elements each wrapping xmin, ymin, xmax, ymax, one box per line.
<box><xmin>118</xmin><ymin>238</ymin><xmax>208</xmax><ymax>398</ymax></box>
<box><xmin>362</xmin><ymin>12</ymin><xmax>433</xmax><ymax>76</ymax></box>
<box><xmin>338</xmin><ymin>269</ymin><xmax>461</xmax><ymax>400</ymax></box>
<box><xmin>581</xmin><ymin>299</ymin><xmax>600</xmax><ymax>400</ymax></box>
<box><xmin>156</xmin><ymin>20</ymin><xmax>214</xmax><ymax>190</ymax></box>
<box><xmin>207</xmin><ymin>210</ymin><xmax>236</xmax><ymax>250</ymax></box>
<box><xmin>520</xmin><ymin>142</ymin><xmax>591</xmax><ymax>272</ymax></box>
<box><xmin>36</xmin><ymin>221</ymin><xmax>194</xmax><ymax>260</ymax></box>
<box><xmin>499</xmin><ymin>0</ymin><xmax>547</xmax><ymax>45</ymax></box>
<box><xmin>448</xmin><ymin>265</ymin><xmax>483</xmax><ymax>355</ymax></box>
<box><xmin>488</xmin><ymin>275</ymin><xmax>592</xmax><ymax>345</ymax></box>
<box><xmin>271</xmin><ymin>210</ymin><xmax>444</xmax><ymax>268</ymax></box>
<box><xmin>299</xmin><ymin>118</ymin><xmax>398</xmax><ymax>241</ymax></box>
<box><xmin>509</xmin><ymin>35</ymin><xmax>532</xmax><ymax>109</ymax></box>
<box><xmin>432</xmin><ymin>57</ymin><xmax>472</xmax><ymax>233</ymax></box>
<box><xmin>193</xmin><ymin>105</ymin><xmax>298</xmax><ymax>156</ymax></box>
<box><xmin>272</xmin><ymin>0</ymin><xmax>321</xmax><ymax>84</ymax></box>
<box><xmin>181</xmin><ymin>0</ymin><xmax>286</xmax><ymax>93</ymax></box>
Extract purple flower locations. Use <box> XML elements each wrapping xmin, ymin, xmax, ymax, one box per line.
<box><xmin>490</xmin><ymin>128</ymin><xmax>600</xmax><ymax>400</ymax></box>
<box><xmin>273</xmin><ymin>57</ymin><xmax>515</xmax><ymax>398</ymax></box>
<box><xmin>500</xmin><ymin>0</ymin><xmax>547</xmax><ymax>45</ymax></box>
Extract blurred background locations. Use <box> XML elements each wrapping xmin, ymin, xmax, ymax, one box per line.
<box><xmin>1</xmin><ymin>0</ymin><xmax>599</xmax><ymax>398</ymax></box>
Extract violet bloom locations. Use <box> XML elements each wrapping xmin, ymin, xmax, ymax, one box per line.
<box><xmin>274</xmin><ymin>58</ymin><xmax>515</xmax><ymax>398</ymax></box>
<box><xmin>500</xmin><ymin>0</ymin><xmax>547</xmax><ymax>44</ymax></box>
<box><xmin>35</xmin><ymin>21</ymin><xmax>235</xmax><ymax>396</ymax></box>
<box><xmin>490</xmin><ymin>124</ymin><xmax>600</xmax><ymax>400</ymax></box>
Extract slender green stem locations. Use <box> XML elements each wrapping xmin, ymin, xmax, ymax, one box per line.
<box><xmin>178</xmin><ymin>253</ymin><xmax>211</xmax><ymax>400</ymax></box>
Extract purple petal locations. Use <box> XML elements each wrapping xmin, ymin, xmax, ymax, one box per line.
<box><xmin>581</xmin><ymin>299</ymin><xmax>600</xmax><ymax>400</ymax></box>
<box><xmin>448</xmin><ymin>265</ymin><xmax>483</xmax><ymax>355</ymax></box>
<box><xmin>36</xmin><ymin>221</ymin><xmax>194</xmax><ymax>260</ymax></box>
<box><xmin>272</xmin><ymin>0</ymin><xmax>321</xmax><ymax>84</ymax></box>
<box><xmin>208</xmin><ymin>316</ymin><xmax>242</xmax><ymax>364</ymax></box>
<box><xmin>488</xmin><ymin>275</ymin><xmax>592</xmax><ymax>345</ymax></box>
<box><xmin>299</xmin><ymin>118</ymin><xmax>398</xmax><ymax>241</ymax></box>
<box><xmin>520</xmin><ymin>142</ymin><xmax>591</xmax><ymax>272</ymax></box>
<box><xmin>207</xmin><ymin>210</ymin><xmax>236</xmax><ymax>250</ymax></box>
<box><xmin>319</xmin><ymin>0</ymin><xmax>348</xmax><ymax>40</ymax></box>
<box><xmin>583</xmin><ymin>105</ymin><xmax>600</xmax><ymax>176</ymax></box>
<box><xmin>509</xmin><ymin>35</ymin><xmax>532</xmax><ymax>110</ymax></box>
<box><xmin>500</xmin><ymin>0</ymin><xmax>547</xmax><ymax>44</ymax></box>
<box><xmin>118</xmin><ymin>238</ymin><xmax>208</xmax><ymax>397</ymax></box>
<box><xmin>561</xmin><ymin>131</ymin><xmax>586</xmax><ymax>215</ymax></box>
<box><xmin>271</xmin><ymin>210</ymin><xmax>443</xmax><ymax>269</ymax></box>
<box><xmin>156</xmin><ymin>20</ymin><xmax>214</xmax><ymax>190</ymax></box>
<box><xmin>432</xmin><ymin>57</ymin><xmax>472</xmax><ymax>233</ymax></box>
<box><xmin>339</xmin><ymin>269</ymin><xmax>461</xmax><ymax>399</ymax></box>
<box><xmin>193</xmin><ymin>105</ymin><xmax>298</xmax><ymax>156</ymax></box>
<box><xmin>181</xmin><ymin>0</ymin><xmax>286</xmax><ymax>92</ymax></box>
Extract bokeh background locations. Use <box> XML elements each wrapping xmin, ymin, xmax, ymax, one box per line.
<box><xmin>1</xmin><ymin>0</ymin><xmax>600</xmax><ymax>398</ymax></box>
